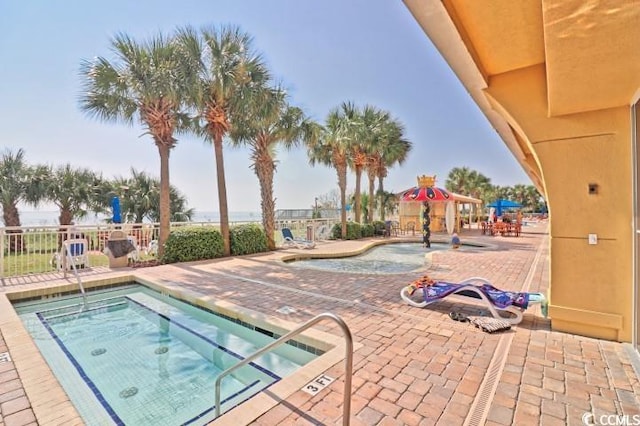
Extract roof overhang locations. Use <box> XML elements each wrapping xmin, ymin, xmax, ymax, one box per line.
<box><xmin>402</xmin><ymin>0</ymin><xmax>640</xmax><ymax>194</ymax></box>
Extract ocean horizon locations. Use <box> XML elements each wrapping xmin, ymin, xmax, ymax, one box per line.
<box><xmin>9</xmin><ymin>210</ymin><xmax>262</xmax><ymax>227</ymax></box>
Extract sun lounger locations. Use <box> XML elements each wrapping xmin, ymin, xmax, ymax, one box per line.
<box><xmin>281</xmin><ymin>227</ymin><xmax>316</xmax><ymax>249</ymax></box>
<box><xmin>400</xmin><ymin>276</ymin><xmax>547</xmax><ymax>325</ymax></box>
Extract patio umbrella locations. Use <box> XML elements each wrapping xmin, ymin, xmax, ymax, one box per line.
<box><xmin>487</xmin><ymin>199</ymin><xmax>522</xmax><ymax>216</ymax></box>
<box><xmin>111</xmin><ymin>196</ymin><xmax>122</xmax><ymax>224</ymax></box>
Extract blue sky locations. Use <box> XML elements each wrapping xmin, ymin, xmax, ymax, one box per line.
<box><xmin>1</xmin><ymin>0</ymin><xmax>530</xmax><ymax>214</ymax></box>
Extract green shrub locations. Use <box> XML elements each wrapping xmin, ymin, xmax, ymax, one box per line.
<box><xmin>330</xmin><ymin>223</ymin><xmax>341</xmax><ymax>239</ymax></box>
<box><xmin>330</xmin><ymin>222</ymin><xmax>362</xmax><ymax>240</ymax></box>
<box><xmin>230</xmin><ymin>224</ymin><xmax>268</xmax><ymax>255</ymax></box>
<box><xmin>372</xmin><ymin>221</ymin><xmax>386</xmax><ymax>236</ymax></box>
<box><xmin>347</xmin><ymin>222</ymin><xmax>362</xmax><ymax>239</ymax></box>
<box><xmin>360</xmin><ymin>223</ymin><xmax>375</xmax><ymax>237</ymax></box>
<box><xmin>161</xmin><ymin>227</ymin><xmax>224</xmax><ymax>264</ymax></box>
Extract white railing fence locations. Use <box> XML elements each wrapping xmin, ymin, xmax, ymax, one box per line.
<box><xmin>0</xmin><ymin>218</ymin><xmax>340</xmax><ymax>279</ymax></box>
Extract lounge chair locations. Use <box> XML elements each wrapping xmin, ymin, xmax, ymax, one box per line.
<box><xmin>400</xmin><ymin>276</ymin><xmax>547</xmax><ymax>325</ymax></box>
<box><xmin>315</xmin><ymin>224</ymin><xmax>331</xmax><ymax>241</ymax></box>
<box><xmin>56</xmin><ymin>238</ymin><xmax>90</xmax><ymax>271</ymax></box>
<box><xmin>281</xmin><ymin>227</ymin><xmax>316</xmax><ymax>249</ymax></box>
<box><xmin>126</xmin><ymin>235</ymin><xmax>140</xmax><ymax>262</ymax></box>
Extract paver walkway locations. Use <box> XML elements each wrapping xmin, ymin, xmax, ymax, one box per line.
<box><xmin>1</xmin><ymin>222</ymin><xmax>639</xmax><ymax>425</ymax></box>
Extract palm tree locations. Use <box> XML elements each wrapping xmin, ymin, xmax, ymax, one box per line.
<box><xmin>231</xmin><ymin>86</ymin><xmax>318</xmax><ymax>250</ymax></box>
<box><xmin>446</xmin><ymin>167</ymin><xmax>491</xmax><ymax>220</ymax></box>
<box><xmin>115</xmin><ymin>169</ymin><xmax>155</xmax><ymax>223</ymax></box>
<box><xmin>348</xmin><ymin>104</ymin><xmax>388</xmax><ymax>224</ymax></box>
<box><xmin>511</xmin><ymin>184</ymin><xmax>529</xmax><ymax>206</ymax></box>
<box><xmin>522</xmin><ymin>185</ymin><xmax>543</xmax><ymax>211</ymax></box>
<box><xmin>147</xmin><ymin>184</ymin><xmax>194</xmax><ymax>223</ymax></box>
<box><xmin>378</xmin><ymin>190</ymin><xmax>400</xmax><ymax>218</ymax></box>
<box><xmin>102</xmin><ymin>169</ymin><xmax>194</xmax><ymax>223</ymax></box>
<box><xmin>445</xmin><ymin>166</ymin><xmax>474</xmax><ymax>195</ymax></box>
<box><xmin>342</xmin><ymin>102</ymin><xmax>366</xmax><ymax>223</ymax></box>
<box><xmin>307</xmin><ymin>103</ymin><xmax>353</xmax><ymax>239</ymax></box>
<box><xmin>368</xmin><ymin>118</ymin><xmax>411</xmax><ymax>221</ymax></box>
<box><xmin>46</xmin><ymin>164</ymin><xmax>98</xmax><ymax>225</ymax></box>
<box><xmin>349</xmin><ymin>191</ymin><xmax>371</xmax><ymax>223</ymax></box>
<box><xmin>0</xmin><ymin>149</ymin><xmax>48</xmax><ymax>252</ymax></box>
<box><xmin>176</xmin><ymin>25</ymin><xmax>270</xmax><ymax>256</ymax></box>
<box><xmin>79</xmin><ymin>32</ymin><xmax>189</xmax><ymax>258</ymax></box>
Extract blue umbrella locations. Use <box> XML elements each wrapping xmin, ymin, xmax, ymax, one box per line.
<box><xmin>111</xmin><ymin>196</ymin><xmax>122</xmax><ymax>224</ymax></box>
<box><xmin>487</xmin><ymin>199</ymin><xmax>522</xmax><ymax>216</ymax></box>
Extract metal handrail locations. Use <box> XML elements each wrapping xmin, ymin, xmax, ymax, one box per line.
<box><xmin>63</xmin><ymin>241</ymin><xmax>88</xmax><ymax>311</ymax></box>
<box><xmin>214</xmin><ymin>312</ymin><xmax>353</xmax><ymax>424</ymax></box>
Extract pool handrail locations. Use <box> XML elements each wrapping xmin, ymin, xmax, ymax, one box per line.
<box><xmin>214</xmin><ymin>312</ymin><xmax>353</xmax><ymax>424</ymax></box>
<box><xmin>63</xmin><ymin>240</ymin><xmax>88</xmax><ymax>311</ymax></box>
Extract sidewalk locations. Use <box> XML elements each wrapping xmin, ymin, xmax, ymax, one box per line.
<box><xmin>1</xmin><ymin>222</ymin><xmax>639</xmax><ymax>425</ymax></box>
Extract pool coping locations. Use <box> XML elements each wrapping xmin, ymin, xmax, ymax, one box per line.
<box><xmin>0</xmin><ymin>272</ymin><xmax>356</xmax><ymax>426</ymax></box>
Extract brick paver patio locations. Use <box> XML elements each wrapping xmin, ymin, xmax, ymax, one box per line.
<box><xmin>1</xmin><ymin>222</ymin><xmax>639</xmax><ymax>425</ymax></box>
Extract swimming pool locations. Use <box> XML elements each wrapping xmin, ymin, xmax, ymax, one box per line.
<box><xmin>286</xmin><ymin>242</ymin><xmax>477</xmax><ymax>274</ymax></box>
<box><xmin>14</xmin><ymin>284</ymin><xmax>320</xmax><ymax>425</ymax></box>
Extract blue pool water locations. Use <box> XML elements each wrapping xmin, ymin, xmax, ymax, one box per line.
<box><xmin>14</xmin><ymin>285</ymin><xmax>318</xmax><ymax>425</ymax></box>
<box><xmin>287</xmin><ymin>242</ymin><xmax>475</xmax><ymax>274</ymax></box>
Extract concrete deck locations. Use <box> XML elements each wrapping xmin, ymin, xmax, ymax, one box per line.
<box><xmin>1</xmin><ymin>222</ymin><xmax>639</xmax><ymax>425</ymax></box>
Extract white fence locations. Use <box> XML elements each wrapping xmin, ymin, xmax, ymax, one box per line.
<box><xmin>0</xmin><ymin>218</ymin><xmax>339</xmax><ymax>279</ymax></box>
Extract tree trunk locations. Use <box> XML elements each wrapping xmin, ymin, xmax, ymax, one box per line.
<box><xmin>354</xmin><ymin>166</ymin><xmax>362</xmax><ymax>223</ymax></box>
<box><xmin>378</xmin><ymin>175</ymin><xmax>385</xmax><ymax>221</ymax></box>
<box><xmin>59</xmin><ymin>208</ymin><xmax>73</xmax><ymax>226</ymax></box>
<box><xmin>157</xmin><ymin>144</ymin><xmax>171</xmax><ymax>259</ymax></box>
<box><xmin>367</xmin><ymin>169</ymin><xmax>376</xmax><ymax>223</ymax></box>
<box><xmin>57</xmin><ymin>208</ymin><xmax>75</xmax><ymax>250</ymax></box>
<box><xmin>3</xmin><ymin>202</ymin><xmax>24</xmax><ymax>253</ymax></box>
<box><xmin>214</xmin><ymin>135</ymin><xmax>231</xmax><ymax>256</ymax></box>
<box><xmin>254</xmin><ymin>145</ymin><xmax>276</xmax><ymax>250</ymax></box>
<box><xmin>337</xmin><ymin>162</ymin><xmax>347</xmax><ymax>239</ymax></box>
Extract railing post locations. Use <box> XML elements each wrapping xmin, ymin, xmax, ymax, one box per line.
<box><xmin>0</xmin><ymin>228</ymin><xmax>4</xmax><ymax>279</ymax></box>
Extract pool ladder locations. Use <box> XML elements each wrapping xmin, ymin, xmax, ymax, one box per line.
<box><xmin>214</xmin><ymin>312</ymin><xmax>354</xmax><ymax>425</ymax></box>
<box><xmin>62</xmin><ymin>241</ymin><xmax>89</xmax><ymax>311</ymax></box>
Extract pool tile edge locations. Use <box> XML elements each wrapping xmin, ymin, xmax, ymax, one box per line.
<box><xmin>0</xmin><ymin>294</ymin><xmax>83</xmax><ymax>425</ymax></box>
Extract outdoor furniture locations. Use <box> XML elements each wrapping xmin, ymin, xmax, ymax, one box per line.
<box><xmin>391</xmin><ymin>221</ymin><xmax>400</xmax><ymax>236</ymax></box>
<box><xmin>126</xmin><ymin>236</ymin><xmax>140</xmax><ymax>262</ymax></box>
<box><xmin>405</xmin><ymin>221</ymin><xmax>416</xmax><ymax>236</ymax></box>
<box><xmin>56</xmin><ymin>238</ymin><xmax>90</xmax><ymax>271</ymax></box>
<box><xmin>281</xmin><ymin>227</ymin><xmax>316</xmax><ymax>249</ymax></box>
<box><xmin>513</xmin><ymin>223</ymin><xmax>522</xmax><ymax>237</ymax></box>
<box><xmin>105</xmin><ymin>230</ymin><xmax>137</xmax><ymax>267</ymax></box>
<box><xmin>383</xmin><ymin>221</ymin><xmax>392</xmax><ymax>238</ymax></box>
<box><xmin>493</xmin><ymin>222</ymin><xmax>509</xmax><ymax>236</ymax></box>
<box><xmin>400</xmin><ymin>275</ymin><xmax>547</xmax><ymax>325</ymax></box>
<box><xmin>315</xmin><ymin>224</ymin><xmax>331</xmax><ymax>241</ymax></box>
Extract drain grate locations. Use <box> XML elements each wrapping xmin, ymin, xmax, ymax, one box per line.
<box><xmin>463</xmin><ymin>334</ymin><xmax>513</xmax><ymax>426</ymax></box>
<box><xmin>0</xmin><ymin>352</ymin><xmax>12</xmax><ymax>364</ymax></box>
<box><xmin>463</xmin><ymin>233</ymin><xmax>548</xmax><ymax>426</ymax></box>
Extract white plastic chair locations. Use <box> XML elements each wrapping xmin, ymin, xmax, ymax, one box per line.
<box><xmin>126</xmin><ymin>236</ymin><xmax>140</xmax><ymax>262</ymax></box>
<box><xmin>315</xmin><ymin>224</ymin><xmax>330</xmax><ymax>241</ymax></box>
<box><xmin>146</xmin><ymin>240</ymin><xmax>159</xmax><ymax>256</ymax></box>
<box><xmin>57</xmin><ymin>238</ymin><xmax>90</xmax><ymax>271</ymax></box>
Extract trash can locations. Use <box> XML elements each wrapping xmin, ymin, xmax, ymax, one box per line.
<box><xmin>106</xmin><ymin>230</ymin><xmax>133</xmax><ymax>268</ymax></box>
<box><xmin>306</xmin><ymin>225</ymin><xmax>314</xmax><ymax>241</ymax></box>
